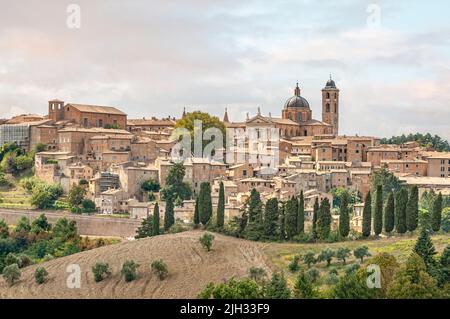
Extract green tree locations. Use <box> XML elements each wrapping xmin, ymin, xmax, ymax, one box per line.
<box><xmin>331</xmin><ymin>270</ymin><xmax>375</xmax><ymax>299</ymax></box>
<box><xmin>297</xmin><ymin>191</ymin><xmax>305</xmax><ymax>234</ymax></box>
<box><xmin>152</xmin><ymin>203</ymin><xmax>160</xmax><ymax>236</ymax></box>
<box><xmin>294</xmin><ymin>270</ymin><xmax>317</xmax><ymax>299</ymax></box>
<box><xmin>312</xmin><ymin>198</ymin><xmax>319</xmax><ymax>240</ymax></box>
<box><xmin>288</xmin><ymin>255</ymin><xmax>300</xmax><ymax>273</ymax></box>
<box><xmin>216</xmin><ymin>182</ymin><xmax>225</xmax><ymax>229</ymax></box>
<box><xmin>135</xmin><ymin>216</ymin><xmax>153</xmax><ymax>239</ymax></box>
<box><xmin>285</xmin><ymin>198</ymin><xmax>298</xmax><ymax>240</ymax></box>
<box><xmin>318</xmin><ymin>248</ymin><xmax>335</xmax><ymax>267</ymax></box>
<box><xmin>243</xmin><ymin>189</ymin><xmax>264</xmax><ymax>240</ymax></box>
<box><xmin>370</xmin><ymin>166</ymin><xmax>402</xmax><ymax>200</ymax></box>
<box><xmin>199</xmin><ymin>232</ymin><xmax>215</xmax><ymax>251</ymax></box>
<box><xmin>266</xmin><ymin>272</ymin><xmax>291</xmax><ymax>299</ymax></box>
<box><xmin>52</xmin><ymin>218</ymin><xmax>78</xmax><ymax>242</ymax></box>
<box><xmin>0</xmin><ymin>219</ymin><xmax>10</xmax><ymax>238</ymax></box>
<box><xmin>387</xmin><ymin>253</ymin><xmax>440</xmax><ymax>299</ymax></box>
<box><xmin>141</xmin><ymin>178</ymin><xmax>160</xmax><ymax>193</ymax></box>
<box><xmin>151</xmin><ymin>259</ymin><xmax>169</xmax><ymax>280</ymax></box>
<box><xmin>193</xmin><ymin>197</ymin><xmax>200</xmax><ymax>226</ymax></box>
<box><xmin>164</xmin><ymin>198</ymin><xmax>175</xmax><ymax>230</ymax></box>
<box><xmin>68</xmin><ymin>185</ymin><xmax>86</xmax><ymax>208</ymax></box>
<box><xmin>31</xmin><ymin>214</ymin><xmax>51</xmax><ymax>234</ymax></box>
<box><xmin>279</xmin><ymin>202</ymin><xmax>285</xmax><ymax>241</ymax></box>
<box><xmin>439</xmin><ymin>246</ymin><xmax>450</xmax><ymax>286</ymax></box>
<box><xmin>395</xmin><ymin>188</ymin><xmax>408</xmax><ymax>234</ymax></box>
<box><xmin>303</xmin><ymin>251</ymin><xmax>317</xmax><ymax>268</ymax></box>
<box><xmin>14</xmin><ymin>216</ymin><xmax>31</xmax><ymax>233</ymax></box>
<box><xmin>336</xmin><ymin>247</ymin><xmax>351</xmax><ymax>265</ymax></box>
<box><xmin>263</xmin><ymin>198</ymin><xmax>279</xmax><ymax>239</ymax></box>
<box><xmin>413</xmin><ymin>228</ymin><xmax>437</xmax><ymax>276</ymax></box>
<box><xmin>198</xmin><ymin>182</ymin><xmax>212</xmax><ymax>226</ymax></box>
<box><xmin>2</xmin><ymin>263</ymin><xmax>21</xmax><ymax>286</ymax></box>
<box><xmin>317</xmin><ymin>198</ymin><xmax>331</xmax><ymax>240</ymax></box>
<box><xmin>374</xmin><ymin>185</ymin><xmax>383</xmax><ymax>236</ymax></box>
<box><xmin>121</xmin><ymin>260</ymin><xmax>140</xmax><ymax>282</ymax></box>
<box><xmin>406</xmin><ymin>186</ymin><xmax>419</xmax><ymax>232</ymax></box>
<box><xmin>92</xmin><ymin>262</ymin><xmax>111</xmax><ymax>282</ymax></box>
<box><xmin>34</xmin><ymin>267</ymin><xmax>48</xmax><ymax>284</ymax></box>
<box><xmin>248</xmin><ymin>267</ymin><xmax>267</xmax><ymax>284</ymax></box>
<box><xmin>384</xmin><ymin>192</ymin><xmax>395</xmax><ymax>234</ymax></box>
<box><xmin>338</xmin><ymin>191</ymin><xmax>350</xmax><ymax>238</ymax></box>
<box><xmin>198</xmin><ymin>278</ymin><xmax>263</xmax><ymax>299</ymax></box>
<box><xmin>431</xmin><ymin>192</ymin><xmax>443</xmax><ymax>232</ymax></box>
<box><xmin>354</xmin><ymin>246</ymin><xmax>371</xmax><ymax>263</ymax></box>
<box><xmin>81</xmin><ymin>199</ymin><xmax>96</xmax><ymax>213</ymax></box>
<box><xmin>161</xmin><ymin>162</ymin><xmax>192</xmax><ymax>201</ymax></box>
<box><xmin>362</xmin><ymin>192</ymin><xmax>372</xmax><ymax>237</ymax></box>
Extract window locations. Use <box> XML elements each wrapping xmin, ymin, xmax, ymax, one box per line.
<box><xmin>326</xmin><ymin>92</ymin><xmax>330</xmax><ymax>99</ymax></box>
<box><xmin>326</xmin><ymin>103</ymin><xmax>330</xmax><ymax>112</ymax></box>
<box><xmin>243</xmin><ymin>170</ymin><xmax>247</xmax><ymax>176</ymax></box>
<box><xmin>297</xmin><ymin>112</ymin><xmax>302</xmax><ymax>122</ymax></box>
<box><xmin>83</xmin><ymin>118</ymin><xmax>88</xmax><ymax>128</ymax></box>
<box><xmin>98</xmin><ymin>119</ymin><xmax>103</xmax><ymax>127</ymax></box>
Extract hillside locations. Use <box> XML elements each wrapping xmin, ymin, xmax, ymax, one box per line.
<box><xmin>0</xmin><ymin>230</ymin><xmax>272</xmax><ymax>299</ymax></box>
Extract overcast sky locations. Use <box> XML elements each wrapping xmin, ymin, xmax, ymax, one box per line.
<box><xmin>0</xmin><ymin>0</ymin><xmax>449</xmax><ymax>140</ymax></box>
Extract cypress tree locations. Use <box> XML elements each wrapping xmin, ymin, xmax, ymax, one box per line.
<box><xmin>199</xmin><ymin>182</ymin><xmax>212</xmax><ymax>225</ymax></box>
<box><xmin>264</xmin><ymin>198</ymin><xmax>279</xmax><ymax>239</ymax></box>
<box><xmin>431</xmin><ymin>192</ymin><xmax>442</xmax><ymax>232</ymax></box>
<box><xmin>406</xmin><ymin>186</ymin><xmax>419</xmax><ymax>232</ymax></box>
<box><xmin>193</xmin><ymin>197</ymin><xmax>200</xmax><ymax>225</ymax></box>
<box><xmin>362</xmin><ymin>191</ymin><xmax>372</xmax><ymax>237</ymax></box>
<box><xmin>216</xmin><ymin>181</ymin><xmax>225</xmax><ymax>229</ymax></box>
<box><xmin>135</xmin><ymin>217</ymin><xmax>152</xmax><ymax>239</ymax></box>
<box><xmin>285</xmin><ymin>198</ymin><xmax>298</xmax><ymax>239</ymax></box>
<box><xmin>384</xmin><ymin>192</ymin><xmax>395</xmax><ymax>234</ymax></box>
<box><xmin>152</xmin><ymin>202</ymin><xmax>160</xmax><ymax>236</ymax></box>
<box><xmin>297</xmin><ymin>191</ymin><xmax>305</xmax><ymax>234</ymax></box>
<box><xmin>279</xmin><ymin>201</ymin><xmax>286</xmax><ymax>241</ymax></box>
<box><xmin>312</xmin><ymin>198</ymin><xmax>319</xmax><ymax>240</ymax></box>
<box><xmin>413</xmin><ymin>228</ymin><xmax>437</xmax><ymax>275</ymax></box>
<box><xmin>164</xmin><ymin>198</ymin><xmax>174</xmax><ymax>230</ymax></box>
<box><xmin>243</xmin><ymin>188</ymin><xmax>264</xmax><ymax>240</ymax></box>
<box><xmin>317</xmin><ymin>198</ymin><xmax>331</xmax><ymax>240</ymax></box>
<box><xmin>338</xmin><ymin>192</ymin><xmax>350</xmax><ymax>238</ymax></box>
<box><xmin>374</xmin><ymin>185</ymin><xmax>383</xmax><ymax>236</ymax></box>
<box><xmin>395</xmin><ymin>188</ymin><xmax>408</xmax><ymax>234</ymax></box>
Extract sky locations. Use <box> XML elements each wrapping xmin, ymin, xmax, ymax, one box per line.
<box><xmin>0</xmin><ymin>0</ymin><xmax>449</xmax><ymax>140</ymax></box>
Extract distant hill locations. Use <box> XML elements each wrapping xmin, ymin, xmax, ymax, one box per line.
<box><xmin>0</xmin><ymin>230</ymin><xmax>272</xmax><ymax>299</ymax></box>
<box><xmin>380</xmin><ymin>133</ymin><xmax>450</xmax><ymax>152</ymax></box>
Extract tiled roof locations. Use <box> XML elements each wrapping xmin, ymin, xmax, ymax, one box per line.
<box><xmin>67</xmin><ymin>103</ymin><xmax>126</xmax><ymax>116</ymax></box>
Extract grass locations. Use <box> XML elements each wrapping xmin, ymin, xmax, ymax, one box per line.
<box><xmin>0</xmin><ymin>184</ymin><xmax>33</xmax><ymax>209</ymax></box>
<box><xmin>261</xmin><ymin>233</ymin><xmax>450</xmax><ymax>285</ymax></box>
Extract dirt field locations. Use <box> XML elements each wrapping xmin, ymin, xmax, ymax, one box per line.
<box><xmin>0</xmin><ymin>230</ymin><xmax>272</xmax><ymax>299</ymax></box>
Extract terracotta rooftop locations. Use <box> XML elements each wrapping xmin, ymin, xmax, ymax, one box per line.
<box><xmin>67</xmin><ymin>103</ymin><xmax>126</xmax><ymax>116</ymax></box>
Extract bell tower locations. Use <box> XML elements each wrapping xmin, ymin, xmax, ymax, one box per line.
<box><xmin>48</xmin><ymin>99</ymin><xmax>65</xmax><ymax>122</ymax></box>
<box><xmin>322</xmin><ymin>75</ymin><xmax>339</xmax><ymax>136</ymax></box>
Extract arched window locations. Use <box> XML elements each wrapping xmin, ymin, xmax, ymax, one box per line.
<box><xmin>297</xmin><ymin>112</ymin><xmax>302</xmax><ymax>122</ymax></box>
<box><xmin>288</xmin><ymin>113</ymin><xmax>292</xmax><ymax>120</ymax></box>
<box><xmin>326</xmin><ymin>103</ymin><xmax>330</xmax><ymax>112</ymax></box>
<box><xmin>334</xmin><ymin>104</ymin><xmax>337</xmax><ymax>113</ymax></box>
<box><xmin>334</xmin><ymin>93</ymin><xmax>337</xmax><ymax>99</ymax></box>
<box><xmin>326</xmin><ymin>92</ymin><xmax>330</xmax><ymax>99</ymax></box>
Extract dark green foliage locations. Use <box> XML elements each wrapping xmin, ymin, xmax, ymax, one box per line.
<box><xmin>34</xmin><ymin>267</ymin><xmax>48</xmax><ymax>284</ymax></box>
<box><xmin>2</xmin><ymin>263</ymin><xmax>21</xmax><ymax>286</ymax></box>
<box><xmin>198</xmin><ymin>182</ymin><xmax>212</xmax><ymax>226</ymax></box>
<box><xmin>0</xmin><ymin>219</ymin><xmax>9</xmax><ymax>239</ymax></box>
<box><xmin>263</xmin><ymin>198</ymin><xmax>279</xmax><ymax>239</ymax></box>
<box><xmin>31</xmin><ymin>214</ymin><xmax>51</xmax><ymax>234</ymax></box>
<box><xmin>406</xmin><ymin>186</ymin><xmax>419</xmax><ymax>232</ymax></box>
<box><xmin>318</xmin><ymin>248</ymin><xmax>335</xmax><ymax>267</ymax></box>
<box><xmin>31</xmin><ymin>182</ymin><xmax>63</xmax><ymax>209</ymax></box>
<box><xmin>380</xmin><ymin>133</ymin><xmax>450</xmax><ymax>152</ymax></box>
<box><xmin>216</xmin><ymin>182</ymin><xmax>225</xmax><ymax>228</ymax></box>
<box><xmin>312</xmin><ymin>198</ymin><xmax>319</xmax><ymax>240</ymax></box>
<box><xmin>141</xmin><ymin>178</ymin><xmax>160</xmax><ymax>193</ymax></box>
<box><xmin>302</xmin><ymin>251</ymin><xmax>316</xmax><ymax>268</ymax></box>
<box><xmin>431</xmin><ymin>192</ymin><xmax>443</xmax><ymax>232</ymax></box>
<box><xmin>279</xmin><ymin>202</ymin><xmax>285</xmax><ymax>241</ymax></box>
<box><xmin>135</xmin><ymin>216</ymin><xmax>153</xmax><ymax>239</ymax></box>
<box><xmin>152</xmin><ymin>203</ymin><xmax>160</xmax><ymax>236</ymax></box>
<box><xmin>198</xmin><ymin>278</ymin><xmax>263</xmax><ymax>299</ymax></box>
<box><xmin>243</xmin><ymin>189</ymin><xmax>263</xmax><ymax>240</ymax></box>
<box><xmin>199</xmin><ymin>232</ymin><xmax>215</xmax><ymax>251</ymax></box>
<box><xmin>370</xmin><ymin>166</ymin><xmax>402</xmax><ymax>201</ymax></box>
<box><xmin>160</xmin><ymin>162</ymin><xmax>192</xmax><ymax>201</ymax></box>
<box><xmin>331</xmin><ymin>270</ymin><xmax>375</xmax><ymax>299</ymax></box>
<box><xmin>52</xmin><ymin>218</ymin><xmax>78</xmax><ymax>242</ymax></box>
<box><xmin>354</xmin><ymin>246</ymin><xmax>371</xmax><ymax>263</ymax></box>
<box><xmin>248</xmin><ymin>267</ymin><xmax>267</xmax><ymax>284</ymax></box>
<box><xmin>362</xmin><ymin>192</ymin><xmax>372</xmax><ymax>237</ymax></box>
<box><xmin>151</xmin><ymin>259</ymin><xmax>168</xmax><ymax>280</ymax></box>
<box><xmin>266</xmin><ymin>272</ymin><xmax>291</xmax><ymax>299</ymax></box>
<box><xmin>374</xmin><ymin>185</ymin><xmax>383</xmax><ymax>236</ymax></box>
<box><xmin>439</xmin><ymin>246</ymin><xmax>450</xmax><ymax>286</ymax></box>
<box><xmin>336</xmin><ymin>247</ymin><xmax>351</xmax><ymax>265</ymax></box>
<box><xmin>285</xmin><ymin>198</ymin><xmax>298</xmax><ymax>240</ymax></box>
<box><xmin>384</xmin><ymin>192</ymin><xmax>395</xmax><ymax>233</ymax></box>
<box><xmin>193</xmin><ymin>197</ymin><xmax>200</xmax><ymax>225</ymax></box>
<box><xmin>288</xmin><ymin>255</ymin><xmax>300</xmax><ymax>273</ymax></box>
<box><xmin>68</xmin><ymin>185</ymin><xmax>86</xmax><ymax>208</ymax></box>
<box><xmin>164</xmin><ymin>198</ymin><xmax>175</xmax><ymax>230</ymax></box>
<box><xmin>413</xmin><ymin>228</ymin><xmax>437</xmax><ymax>276</ymax></box>
<box><xmin>395</xmin><ymin>188</ymin><xmax>408</xmax><ymax>234</ymax></box>
<box><xmin>297</xmin><ymin>191</ymin><xmax>305</xmax><ymax>234</ymax></box>
<box><xmin>306</xmin><ymin>267</ymin><xmax>321</xmax><ymax>284</ymax></box>
<box><xmin>294</xmin><ymin>270</ymin><xmax>317</xmax><ymax>299</ymax></box>
<box><xmin>317</xmin><ymin>198</ymin><xmax>331</xmax><ymax>240</ymax></box>
<box><xmin>121</xmin><ymin>260</ymin><xmax>140</xmax><ymax>282</ymax></box>
<box><xmin>81</xmin><ymin>199</ymin><xmax>96</xmax><ymax>213</ymax></box>
<box><xmin>92</xmin><ymin>262</ymin><xmax>111</xmax><ymax>282</ymax></box>
<box><xmin>15</xmin><ymin>216</ymin><xmax>31</xmax><ymax>233</ymax></box>
<box><xmin>338</xmin><ymin>191</ymin><xmax>350</xmax><ymax>238</ymax></box>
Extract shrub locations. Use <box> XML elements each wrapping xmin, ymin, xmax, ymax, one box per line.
<box><xmin>151</xmin><ymin>259</ymin><xmax>168</xmax><ymax>280</ymax></box>
<box><xmin>2</xmin><ymin>263</ymin><xmax>21</xmax><ymax>286</ymax></box>
<box><xmin>34</xmin><ymin>267</ymin><xmax>48</xmax><ymax>284</ymax></box>
<box><xmin>82</xmin><ymin>199</ymin><xmax>96</xmax><ymax>213</ymax></box>
<box><xmin>288</xmin><ymin>255</ymin><xmax>300</xmax><ymax>273</ymax></box>
<box><xmin>92</xmin><ymin>262</ymin><xmax>112</xmax><ymax>282</ymax></box>
<box><xmin>345</xmin><ymin>263</ymin><xmax>361</xmax><ymax>274</ymax></box>
<box><xmin>248</xmin><ymin>267</ymin><xmax>267</xmax><ymax>283</ymax></box>
<box><xmin>199</xmin><ymin>232</ymin><xmax>215</xmax><ymax>252</ymax></box>
<box><xmin>306</xmin><ymin>267</ymin><xmax>321</xmax><ymax>284</ymax></box>
<box><xmin>354</xmin><ymin>246</ymin><xmax>371</xmax><ymax>263</ymax></box>
<box><xmin>121</xmin><ymin>260</ymin><xmax>140</xmax><ymax>282</ymax></box>
<box><xmin>302</xmin><ymin>251</ymin><xmax>317</xmax><ymax>268</ymax></box>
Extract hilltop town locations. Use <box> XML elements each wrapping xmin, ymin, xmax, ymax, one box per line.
<box><xmin>0</xmin><ymin>78</ymin><xmax>448</xmax><ymax>233</ymax></box>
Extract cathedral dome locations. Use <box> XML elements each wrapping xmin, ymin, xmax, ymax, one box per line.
<box><xmin>284</xmin><ymin>83</ymin><xmax>310</xmax><ymax>109</ymax></box>
<box><xmin>324</xmin><ymin>76</ymin><xmax>337</xmax><ymax>89</ymax></box>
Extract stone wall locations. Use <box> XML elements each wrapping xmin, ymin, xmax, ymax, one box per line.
<box><xmin>0</xmin><ymin>209</ymin><xmax>140</xmax><ymax>238</ymax></box>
